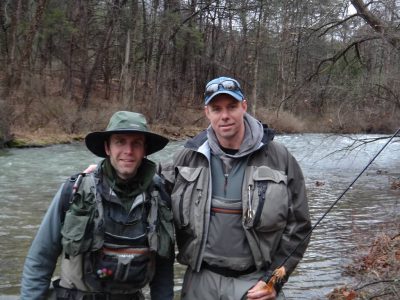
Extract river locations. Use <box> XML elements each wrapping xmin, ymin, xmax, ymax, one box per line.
<box><xmin>0</xmin><ymin>134</ymin><xmax>399</xmax><ymax>299</ymax></box>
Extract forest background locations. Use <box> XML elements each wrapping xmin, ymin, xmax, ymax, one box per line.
<box><xmin>0</xmin><ymin>1</ymin><xmax>399</xmax><ymax>298</ymax></box>
<box><xmin>0</xmin><ymin>0</ymin><xmax>400</xmax><ymax>147</ymax></box>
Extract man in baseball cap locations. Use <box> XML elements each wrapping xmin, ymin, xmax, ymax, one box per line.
<box><xmin>161</xmin><ymin>76</ymin><xmax>310</xmax><ymax>300</ymax></box>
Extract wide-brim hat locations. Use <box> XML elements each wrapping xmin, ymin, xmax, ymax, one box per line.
<box><xmin>85</xmin><ymin>111</ymin><xmax>169</xmax><ymax>157</ymax></box>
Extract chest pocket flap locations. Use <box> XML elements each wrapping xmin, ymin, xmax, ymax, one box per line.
<box><xmin>177</xmin><ymin>166</ymin><xmax>203</xmax><ymax>182</ymax></box>
<box><xmin>252</xmin><ymin>166</ymin><xmax>287</xmax><ymax>184</ymax></box>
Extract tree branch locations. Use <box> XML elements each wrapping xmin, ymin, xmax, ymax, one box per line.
<box><xmin>308</xmin><ymin>36</ymin><xmax>379</xmax><ymax>82</ymax></box>
<box><xmin>350</xmin><ymin>0</ymin><xmax>400</xmax><ymax>50</ymax></box>
<box><xmin>317</xmin><ymin>14</ymin><xmax>361</xmax><ymax>37</ymax></box>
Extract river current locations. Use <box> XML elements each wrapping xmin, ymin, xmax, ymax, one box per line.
<box><xmin>0</xmin><ymin>134</ymin><xmax>399</xmax><ymax>299</ymax></box>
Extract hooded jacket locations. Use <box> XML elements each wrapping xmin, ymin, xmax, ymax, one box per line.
<box><xmin>161</xmin><ymin>113</ymin><xmax>311</xmax><ymax>284</ymax></box>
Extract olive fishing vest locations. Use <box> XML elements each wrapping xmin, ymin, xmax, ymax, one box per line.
<box><xmin>59</xmin><ymin>172</ymin><xmax>174</xmax><ymax>294</ymax></box>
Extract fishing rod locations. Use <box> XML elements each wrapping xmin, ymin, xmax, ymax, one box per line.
<box><xmin>264</xmin><ymin>127</ymin><xmax>400</xmax><ymax>290</ymax></box>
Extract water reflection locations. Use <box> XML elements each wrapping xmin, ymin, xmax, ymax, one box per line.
<box><xmin>0</xmin><ymin>134</ymin><xmax>399</xmax><ymax>299</ymax></box>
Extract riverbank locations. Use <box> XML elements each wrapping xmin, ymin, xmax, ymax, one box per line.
<box><xmin>328</xmin><ymin>225</ymin><xmax>400</xmax><ymax>300</ymax></box>
<box><xmin>3</xmin><ymin>91</ymin><xmax>399</xmax><ymax>150</ymax></box>
<box><xmin>4</xmin><ymin>124</ymin><xmax>204</xmax><ymax>148</ymax></box>
<box><xmin>5</xmin><ymin>120</ymin><xmax>399</xmax><ymax>149</ymax></box>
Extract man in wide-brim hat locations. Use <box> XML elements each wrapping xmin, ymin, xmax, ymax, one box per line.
<box><xmin>21</xmin><ymin>111</ymin><xmax>175</xmax><ymax>300</ymax></box>
<box><xmin>85</xmin><ymin>111</ymin><xmax>169</xmax><ymax>179</ymax></box>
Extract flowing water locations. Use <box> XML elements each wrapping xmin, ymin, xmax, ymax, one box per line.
<box><xmin>0</xmin><ymin>134</ymin><xmax>399</xmax><ymax>299</ymax></box>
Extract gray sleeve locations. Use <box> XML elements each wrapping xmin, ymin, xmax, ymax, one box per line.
<box><xmin>159</xmin><ymin>161</ymin><xmax>176</xmax><ymax>196</ymax></box>
<box><xmin>271</xmin><ymin>151</ymin><xmax>312</xmax><ymax>276</ymax></box>
<box><xmin>20</xmin><ymin>186</ymin><xmax>64</xmax><ymax>300</ymax></box>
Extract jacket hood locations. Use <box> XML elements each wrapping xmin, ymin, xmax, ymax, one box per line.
<box><xmin>184</xmin><ymin>114</ymin><xmax>275</xmax><ymax>152</ymax></box>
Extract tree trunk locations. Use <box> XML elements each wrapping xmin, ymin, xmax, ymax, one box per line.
<box><xmin>251</xmin><ymin>4</ymin><xmax>263</xmax><ymax>117</ymax></box>
<box><xmin>80</xmin><ymin>24</ymin><xmax>114</xmax><ymax>110</ymax></box>
<box><xmin>3</xmin><ymin>0</ymin><xmax>22</xmax><ymax>96</ymax></box>
<box><xmin>79</xmin><ymin>0</ymin><xmax>125</xmax><ymax>110</ymax></box>
<box><xmin>120</xmin><ymin>29</ymin><xmax>132</xmax><ymax>107</ymax></box>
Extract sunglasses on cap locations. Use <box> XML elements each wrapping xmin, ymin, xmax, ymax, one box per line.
<box><xmin>204</xmin><ymin>80</ymin><xmax>243</xmax><ymax>97</ymax></box>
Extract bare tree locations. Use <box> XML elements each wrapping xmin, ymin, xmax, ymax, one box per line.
<box><xmin>1</xmin><ymin>0</ymin><xmax>399</xmax><ymax>134</ymax></box>
<box><xmin>3</xmin><ymin>0</ymin><xmax>22</xmax><ymax>95</ymax></box>
<box><xmin>80</xmin><ymin>0</ymin><xmax>127</xmax><ymax>109</ymax></box>
<box><xmin>350</xmin><ymin>0</ymin><xmax>400</xmax><ymax>50</ymax></box>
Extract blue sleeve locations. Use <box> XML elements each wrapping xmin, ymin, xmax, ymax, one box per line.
<box><xmin>20</xmin><ymin>186</ymin><xmax>64</xmax><ymax>300</ymax></box>
<box><xmin>149</xmin><ymin>255</ymin><xmax>174</xmax><ymax>300</ymax></box>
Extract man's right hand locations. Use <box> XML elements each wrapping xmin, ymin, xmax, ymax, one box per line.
<box><xmin>247</xmin><ymin>280</ymin><xmax>277</xmax><ymax>300</ymax></box>
<box><xmin>84</xmin><ymin>164</ymin><xmax>97</xmax><ymax>173</ymax></box>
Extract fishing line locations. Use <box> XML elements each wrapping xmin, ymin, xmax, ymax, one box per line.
<box><xmin>277</xmin><ymin>127</ymin><xmax>400</xmax><ymax>269</ymax></box>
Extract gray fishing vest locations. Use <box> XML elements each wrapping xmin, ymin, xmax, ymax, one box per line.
<box><xmin>202</xmin><ymin>155</ymin><xmax>255</xmax><ymax>270</ymax></box>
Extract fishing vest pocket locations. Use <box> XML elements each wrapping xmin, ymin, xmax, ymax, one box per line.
<box><xmin>61</xmin><ymin>192</ymin><xmax>96</xmax><ymax>256</ymax></box>
<box><xmin>244</xmin><ymin>166</ymin><xmax>289</xmax><ymax>232</ymax></box>
<box><xmin>171</xmin><ymin>166</ymin><xmax>205</xmax><ymax>228</ymax></box>
<box><xmin>94</xmin><ymin>247</ymin><xmax>153</xmax><ymax>288</ymax></box>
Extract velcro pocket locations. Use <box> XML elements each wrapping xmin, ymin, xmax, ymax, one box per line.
<box><xmin>171</xmin><ymin>166</ymin><xmax>204</xmax><ymax>228</ymax></box>
<box><xmin>246</xmin><ymin>166</ymin><xmax>289</xmax><ymax>231</ymax></box>
<box><xmin>61</xmin><ymin>192</ymin><xmax>96</xmax><ymax>256</ymax></box>
<box><xmin>61</xmin><ymin>213</ymin><xmax>91</xmax><ymax>256</ymax></box>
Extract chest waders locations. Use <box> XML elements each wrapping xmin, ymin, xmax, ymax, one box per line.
<box><xmin>202</xmin><ymin>155</ymin><xmax>255</xmax><ymax>272</ymax></box>
<box><xmin>59</xmin><ymin>173</ymin><xmax>173</xmax><ymax>296</ymax></box>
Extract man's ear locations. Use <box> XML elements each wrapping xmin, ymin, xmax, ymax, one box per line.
<box><xmin>204</xmin><ymin>105</ymin><xmax>211</xmax><ymax>120</ymax></box>
<box><xmin>104</xmin><ymin>140</ymin><xmax>110</xmax><ymax>156</ymax></box>
<box><xmin>242</xmin><ymin>99</ymin><xmax>248</xmax><ymax>111</ymax></box>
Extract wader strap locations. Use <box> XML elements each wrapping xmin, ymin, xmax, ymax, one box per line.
<box><xmin>211</xmin><ymin>207</ymin><xmax>242</xmax><ymax>214</ymax></box>
<box><xmin>201</xmin><ymin>262</ymin><xmax>257</xmax><ymax>278</ymax></box>
<box><xmin>53</xmin><ymin>279</ymin><xmax>142</xmax><ymax>300</ymax></box>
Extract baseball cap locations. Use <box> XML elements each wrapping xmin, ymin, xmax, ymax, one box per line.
<box><xmin>204</xmin><ymin>76</ymin><xmax>244</xmax><ymax>105</ymax></box>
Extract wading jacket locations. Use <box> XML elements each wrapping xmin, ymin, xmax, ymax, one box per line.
<box><xmin>161</xmin><ymin>124</ymin><xmax>311</xmax><ymax>284</ymax></box>
<box><xmin>21</xmin><ymin>163</ymin><xmax>174</xmax><ymax>300</ymax></box>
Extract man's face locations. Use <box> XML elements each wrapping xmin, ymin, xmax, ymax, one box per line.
<box><xmin>105</xmin><ymin>133</ymin><xmax>146</xmax><ymax>180</ymax></box>
<box><xmin>205</xmin><ymin>94</ymin><xmax>247</xmax><ymax>148</ymax></box>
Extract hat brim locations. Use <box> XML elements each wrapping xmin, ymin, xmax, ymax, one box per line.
<box><xmin>205</xmin><ymin>90</ymin><xmax>243</xmax><ymax>105</ymax></box>
<box><xmin>85</xmin><ymin>129</ymin><xmax>169</xmax><ymax>158</ymax></box>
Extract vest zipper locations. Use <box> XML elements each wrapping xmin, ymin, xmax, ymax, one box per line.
<box><xmin>224</xmin><ymin>173</ymin><xmax>228</xmax><ymax>195</ymax></box>
<box><xmin>253</xmin><ymin>181</ymin><xmax>268</xmax><ymax>227</ymax></box>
